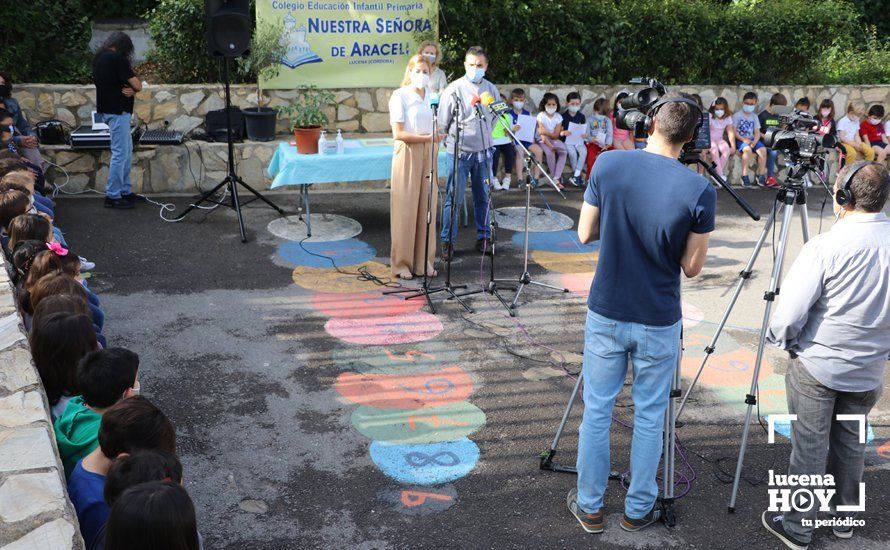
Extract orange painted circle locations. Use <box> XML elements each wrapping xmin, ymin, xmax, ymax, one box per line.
<box><xmin>325</xmin><ymin>311</ymin><xmax>443</xmax><ymax>345</ymax></box>
<box><xmin>335</xmin><ymin>366</ymin><xmax>474</xmax><ymax>409</ymax></box>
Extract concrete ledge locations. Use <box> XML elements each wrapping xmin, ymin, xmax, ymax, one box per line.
<box><xmin>0</xmin><ymin>258</ymin><xmax>83</xmax><ymax>549</ymax></box>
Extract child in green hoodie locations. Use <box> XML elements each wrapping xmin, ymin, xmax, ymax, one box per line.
<box><xmin>54</xmin><ymin>348</ymin><xmax>140</xmax><ymax>478</ymax></box>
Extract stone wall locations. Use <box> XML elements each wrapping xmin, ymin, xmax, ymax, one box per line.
<box><xmin>12</xmin><ymin>83</ymin><xmax>890</xmax><ymax>193</ymax></box>
<box><xmin>0</xmin><ymin>257</ymin><xmax>84</xmax><ymax>549</ymax></box>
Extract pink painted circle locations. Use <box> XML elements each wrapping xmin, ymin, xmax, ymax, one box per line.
<box><xmin>311</xmin><ymin>291</ymin><xmax>424</xmax><ymax>319</ymax></box>
<box><xmin>325</xmin><ymin>311</ymin><xmax>444</xmax><ymax>345</ymax></box>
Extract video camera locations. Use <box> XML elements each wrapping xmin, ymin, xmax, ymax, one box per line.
<box><xmin>616</xmin><ymin>77</ymin><xmax>710</xmax><ymax>151</ymax></box>
<box><xmin>762</xmin><ymin>109</ymin><xmax>837</xmax><ymax>162</ymax></box>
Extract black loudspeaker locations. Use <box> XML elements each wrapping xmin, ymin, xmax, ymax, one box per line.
<box><xmin>205</xmin><ymin>107</ymin><xmax>245</xmax><ymax>142</ymax></box>
<box><xmin>205</xmin><ymin>0</ymin><xmax>251</xmax><ymax>58</ymax></box>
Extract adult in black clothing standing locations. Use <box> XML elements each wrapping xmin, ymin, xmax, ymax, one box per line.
<box><xmin>92</xmin><ymin>32</ymin><xmax>142</xmax><ymax>209</ymax></box>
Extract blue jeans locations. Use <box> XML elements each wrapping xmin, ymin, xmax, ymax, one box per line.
<box><xmin>440</xmin><ymin>151</ymin><xmax>491</xmax><ymax>243</ymax></box>
<box><xmin>766</xmin><ymin>148</ymin><xmax>779</xmax><ymax>177</ymax></box>
<box><xmin>100</xmin><ymin>113</ymin><xmax>133</xmax><ymax>199</ymax></box>
<box><xmin>576</xmin><ymin>309</ymin><xmax>681</xmax><ymax>518</ymax></box>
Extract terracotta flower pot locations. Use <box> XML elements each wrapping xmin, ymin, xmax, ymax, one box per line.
<box><xmin>293</xmin><ymin>126</ymin><xmax>322</xmax><ymax>154</ymax></box>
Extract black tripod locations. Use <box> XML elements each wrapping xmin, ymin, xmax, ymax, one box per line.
<box><xmin>680</xmin><ymin>149</ymin><xmax>760</xmax><ymax>220</ymax></box>
<box><xmin>392</xmin><ymin>96</ymin><xmax>481</xmax><ymax>313</ymax></box>
<box><xmin>173</xmin><ymin>58</ymin><xmax>284</xmax><ymax>242</ymax></box>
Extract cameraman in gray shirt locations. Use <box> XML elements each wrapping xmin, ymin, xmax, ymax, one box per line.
<box><xmin>763</xmin><ymin>162</ymin><xmax>890</xmax><ymax>549</ymax></box>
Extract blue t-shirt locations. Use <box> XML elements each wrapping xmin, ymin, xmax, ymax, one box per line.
<box><xmin>68</xmin><ymin>459</ymin><xmax>108</xmax><ymax>549</ymax></box>
<box><xmin>584</xmin><ymin>149</ymin><xmax>716</xmax><ymax>325</ymax></box>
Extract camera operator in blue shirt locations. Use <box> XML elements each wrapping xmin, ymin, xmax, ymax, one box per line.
<box><xmin>567</xmin><ymin>94</ymin><xmax>716</xmax><ymax>534</ymax></box>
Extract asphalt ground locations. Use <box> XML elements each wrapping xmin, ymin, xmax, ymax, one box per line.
<box><xmin>54</xmin><ymin>182</ymin><xmax>890</xmax><ymax>550</ymax></box>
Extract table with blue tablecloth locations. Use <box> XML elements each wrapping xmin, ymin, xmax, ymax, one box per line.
<box><xmin>266</xmin><ymin>139</ymin><xmax>451</xmax><ymax>236</ymax></box>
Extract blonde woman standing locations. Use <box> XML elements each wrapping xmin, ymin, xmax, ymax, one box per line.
<box><xmin>417</xmin><ymin>41</ymin><xmax>448</xmax><ymax>95</ymax></box>
<box><xmin>389</xmin><ymin>55</ymin><xmax>441</xmax><ymax>279</ymax></box>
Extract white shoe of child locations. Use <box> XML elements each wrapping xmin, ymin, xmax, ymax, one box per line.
<box><xmin>501</xmin><ymin>175</ymin><xmax>511</xmax><ymax>190</ymax></box>
<box><xmin>490</xmin><ymin>177</ymin><xmax>502</xmax><ymax>190</ymax></box>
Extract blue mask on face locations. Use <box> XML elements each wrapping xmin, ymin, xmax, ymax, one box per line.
<box><xmin>466</xmin><ymin>66</ymin><xmax>485</xmax><ymax>83</ymax></box>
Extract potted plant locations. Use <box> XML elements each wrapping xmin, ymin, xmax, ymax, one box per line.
<box><xmin>238</xmin><ymin>20</ymin><xmax>287</xmax><ymax>141</ymax></box>
<box><xmin>277</xmin><ymin>86</ymin><xmax>335</xmax><ymax>154</ymax></box>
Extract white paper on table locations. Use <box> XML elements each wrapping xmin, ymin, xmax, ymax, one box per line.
<box><xmin>565</xmin><ymin>122</ymin><xmax>586</xmax><ymax>146</ymax></box>
<box><xmin>513</xmin><ymin>114</ymin><xmax>537</xmax><ymax>143</ymax></box>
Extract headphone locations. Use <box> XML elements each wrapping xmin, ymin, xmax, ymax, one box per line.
<box><xmin>645</xmin><ymin>97</ymin><xmax>703</xmax><ymax>135</ymax></box>
<box><xmin>835</xmin><ymin>161</ymin><xmax>872</xmax><ymax>207</ymax></box>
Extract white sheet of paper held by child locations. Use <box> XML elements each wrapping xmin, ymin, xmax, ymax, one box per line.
<box><xmin>565</xmin><ymin>122</ymin><xmax>586</xmax><ymax>146</ymax></box>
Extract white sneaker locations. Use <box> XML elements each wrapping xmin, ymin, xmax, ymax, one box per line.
<box><xmin>490</xmin><ymin>177</ymin><xmax>501</xmax><ymax>190</ymax></box>
<box><xmin>501</xmin><ymin>176</ymin><xmax>511</xmax><ymax>190</ymax></box>
<box><xmin>79</xmin><ymin>256</ymin><xmax>96</xmax><ymax>271</ymax></box>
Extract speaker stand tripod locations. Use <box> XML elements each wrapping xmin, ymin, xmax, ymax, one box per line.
<box><xmin>173</xmin><ymin>58</ymin><xmax>284</xmax><ymax>242</ymax></box>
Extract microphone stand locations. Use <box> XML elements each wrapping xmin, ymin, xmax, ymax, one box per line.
<box><xmin>486</xmin><ymin>110</ymin><xmax>568</xmax><ymax>316</ymax></box>
<box><xmin>393</xmin><ymin>94</ymin><xmax>475</xmax><ymax>314</ymax></box>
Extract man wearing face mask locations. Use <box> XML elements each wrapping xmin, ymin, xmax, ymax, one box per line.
<box><xmin>763</xmin><ymin>162</ymin><xmax>890</xmax><ymax>549</ymax></box>
<box><xmin>436</xmin><ymin>46</ymin><xmax>500</xmax><ymax>259</ymax></box>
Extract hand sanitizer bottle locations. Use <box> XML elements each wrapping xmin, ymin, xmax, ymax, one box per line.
<box><xmin>317</xmin><ymin>131</ymin><xmax>327</xmax><ymax>155</ymax></box>
<box><xmin>336</xmin><ymin>129</ymin><xmax>345</xmax><ymax>154</ymax></box>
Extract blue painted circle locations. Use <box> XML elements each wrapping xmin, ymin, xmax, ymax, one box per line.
<box><xmin>510</xmin><ymin>230</ymin><xmax>599</xmax><ymax>254</ymax></box>
<box><xmin>277</xmin><ymin>238</ymin><xmax>376</xmax><ymax>268</ymax></box>
<box><xmin>370</xmin><ymin>438</ymin><xmax>480</xmax><ymax>485</ymax></box>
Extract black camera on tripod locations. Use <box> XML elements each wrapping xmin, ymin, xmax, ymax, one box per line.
<box><xmin>615</xmin><ymin>77</ymin><xmax>710</xmax><ymax>151</ymax></box>
<box><xmin>762</xmin><ymin>110</ymin><xmax>837</xmax><ymax>162</ymax></box>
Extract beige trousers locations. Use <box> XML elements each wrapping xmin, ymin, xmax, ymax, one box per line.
<box><xmin>390</xmin><ymin>140</ymin><xmax>438</xmax><ymax>276</ymax></box>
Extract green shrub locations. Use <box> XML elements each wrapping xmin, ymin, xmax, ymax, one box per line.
<box><xmin>146</xmin><ymin>0</ymin><xmax>222</xmax><ymax>83</ymax></box>
<box><xmin>86</xmin><ymin>1</ymin><xmax>159</xmax><ymax>20</ymax></box>
<box><xmin>817</xmin><ymin>28</ymin><xmax>890</xmax><ymax>84</ymax></box>
<box><xmin>0</xmin><ymin>1</ymin><xmax>92</xmax><ymax>83</ymax></box>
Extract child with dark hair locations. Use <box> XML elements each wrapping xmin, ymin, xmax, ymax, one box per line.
<box><xmin>54</xmin><ymin>348</ymin><xmax>140</xmax><ymax>478</ymax></box>
<box><xmin>733</xmin><ymin>91</ymin><xmax>768</xmax><ymax>187</ymax></box>
<box><xmin>537</xmin><ymin>92</ymin><xmax>568</xmax><ymax>188</ymax></box>
<box><xmin>561</xmin><ymin>91</ymin><xmax>587</xmax><ymax>187</ymax></box>
<box><xmin>10</xmin><ymin>239</ymin><xmax>45</xmax><ymax>285</ymax></box>
<box><xmin>759</xmin><ymin>93</ymin><xmax>787</xmax><ymax>187</ymax></box>
<box><xmin>507</xmin><ymin>88</ymin><xmax>545</xmax><ymax>184</ymax></box>
<box><xmin>0</xmin><ymin>189</ymin><xmax>30</xmax><ymax>252</ymax></box>
<box><xmin>29</xmin><ymin>311</ymin><xmax>98</xmax><ymax>419</ymax></box>
<box><xmin>68</xmin><ymin>396</ymin><xmax>176</xmax><ymax>549</ymax></box>
<box><xmin>860</xmin><ymin>104</ymin><xmax>888</xmax><ymax>164</ymax></box>
<box><xmin>817</xmin><ymin>99</ymin><xmax>837</xmax><ymax>138</ymax></box>
<box><xmin>105</xmin><ymin>481</ymin><xmax>199</xmax><ymax>550</ymax></box>
<box><xmin>794</xmin><ymin>96</ymin><xmax>811</xmax><ymax>113</ymax></box>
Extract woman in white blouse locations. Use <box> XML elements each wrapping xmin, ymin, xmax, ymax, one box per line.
<box><xmin>417</xmin><ymin>41</ymin><xmax>447</xmax><ymax>95</ymax></box>
<box><xmin>388</xmin><ymin>54</ymin><xmax>442</xmax><ymax>279</ymax></box>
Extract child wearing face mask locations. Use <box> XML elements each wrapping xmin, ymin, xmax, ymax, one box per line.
<box><xmin>537</xmin><ymin>93</ymin><xmax>568</xmax><ymax>189</ymax></box>
<box><xmin>859</xmin><ymin>105</ymin><xmax>888</xmax><ymax>165</ymax></box>
<box><xmin>838</xmin><ymin>103</ymin><xmax>875</xmax><ymax>163</ymax></box>
<box><xmin>584</xmin><ymin>98</ymin><xmax>613</xmax><ymax>177</ymax></box>
<box><xmin>816</xmin><ymin>99</ymin><xmax>837</xmax><ymax>138</ymax></box>
<box><xmin>507</xmin><ymin>88</ymin><xmax>545</xmax><ymax>185</ymax></box>
<box><xmin>708</xmin><ymin>97</ymin><xmax>736</xmax><ymax>180</ymax></box>
<box><xmin>561</xmin><ymin>92</ymin><xmax>587</xmax><ymax>187</ymax></box>
<box><xmin>417</xmin><ymin>41</ymin><xmax>447</xmax><ymax>95</ymax></box>
<box><xmin>732</xmin><ymin>92</ymin><xmax>768</xmax><ymax>187</ymax></box>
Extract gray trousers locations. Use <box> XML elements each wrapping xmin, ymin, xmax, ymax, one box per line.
<box><xmin>782</xmin><ymin>359</ymin><xmax>881</xmax><ymax>543</ymax></box>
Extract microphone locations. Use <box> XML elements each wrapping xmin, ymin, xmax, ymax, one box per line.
<box><xmin>480</xmin><ymin>91</ymin><xmax>510</xmax><ymax>115</ymax></box>
<box><xmin>429</xmin><ymin>92</ymin><xmax>440</xmax><ymax>114</ymax></box>
<box><xmin>469</xmin><ymin>94</ymin><xmax>484</xmax><ymax>119</ymax></box>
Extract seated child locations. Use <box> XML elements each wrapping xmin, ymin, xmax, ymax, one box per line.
<box><xmin>54</xmin><ymin>348</ymin><xmax>140</xmax><ymax>478</ymax></box>
<box><xmin>29</xmin><ymin>309</ymin><xmax>98</xmax><ymax>419</ymax></box>
<box><xmin>0</xmin><ymin>189</ymin><xmax>31</xmax><ymax>253</ymax></box>
<box><xmin>732</xmin><ymin>91</ymin><xmax>768</xmax><ymax>187</ymax></box>
<box><xmin>507</xmin><ymin>88</ymin><xmax>545</xmax><ymax>183</ymax></box>
<box><xmin>68</xmin><ymin>396</ymin><xmax>176</xmax><ymax>550</ymax></box>
<box><xmin>837</xmin><ymin>102</ymin><xmax>875</xmax><ymax>163</ymax></box>
<box><xmin>585</xmin><ymin>98</ymin><xmax>613</xmax><ymax>177</ymax></box>
<box><xmin>709</xmin><ymin>97</ymin><xmax>736</xmax><ymax>181</ymax></box>
<box><xmin>105</xmin><ymin>481</ymin><xmax>199</xmax><ymax>550</ymax></box>
<box><xmin>490</xmin><ymin>95</ymin><xmax>515</xmax><ymax>191</ymax></box>
<box><xmin>561</xmin><ymin>91</ymin><xmax>587</xmax><ymax>187</ymax></box>
<box><xmin>536</xmin><ymin>93</ymin><xmax>568</xmax><ymax>189</ymax></box>
<box><xmin>859</xmin><ymin>104</ymin><xmax>888</xmax><ymax>165</ymax></box>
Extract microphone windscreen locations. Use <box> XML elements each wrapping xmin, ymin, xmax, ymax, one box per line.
<box><xmin>480</xmin><ymin>91</ymin><xmax>495</xmax><ymax>106</ymax></box>
<box><xmin>469</xmin><ymin>94</ymin><xmax>481</xmax><ymax>106</ymax></box>
<box><xmin>429</xmin><ymin>92</ymin><xmax>440</xmax><ymax>106</ymax></box>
